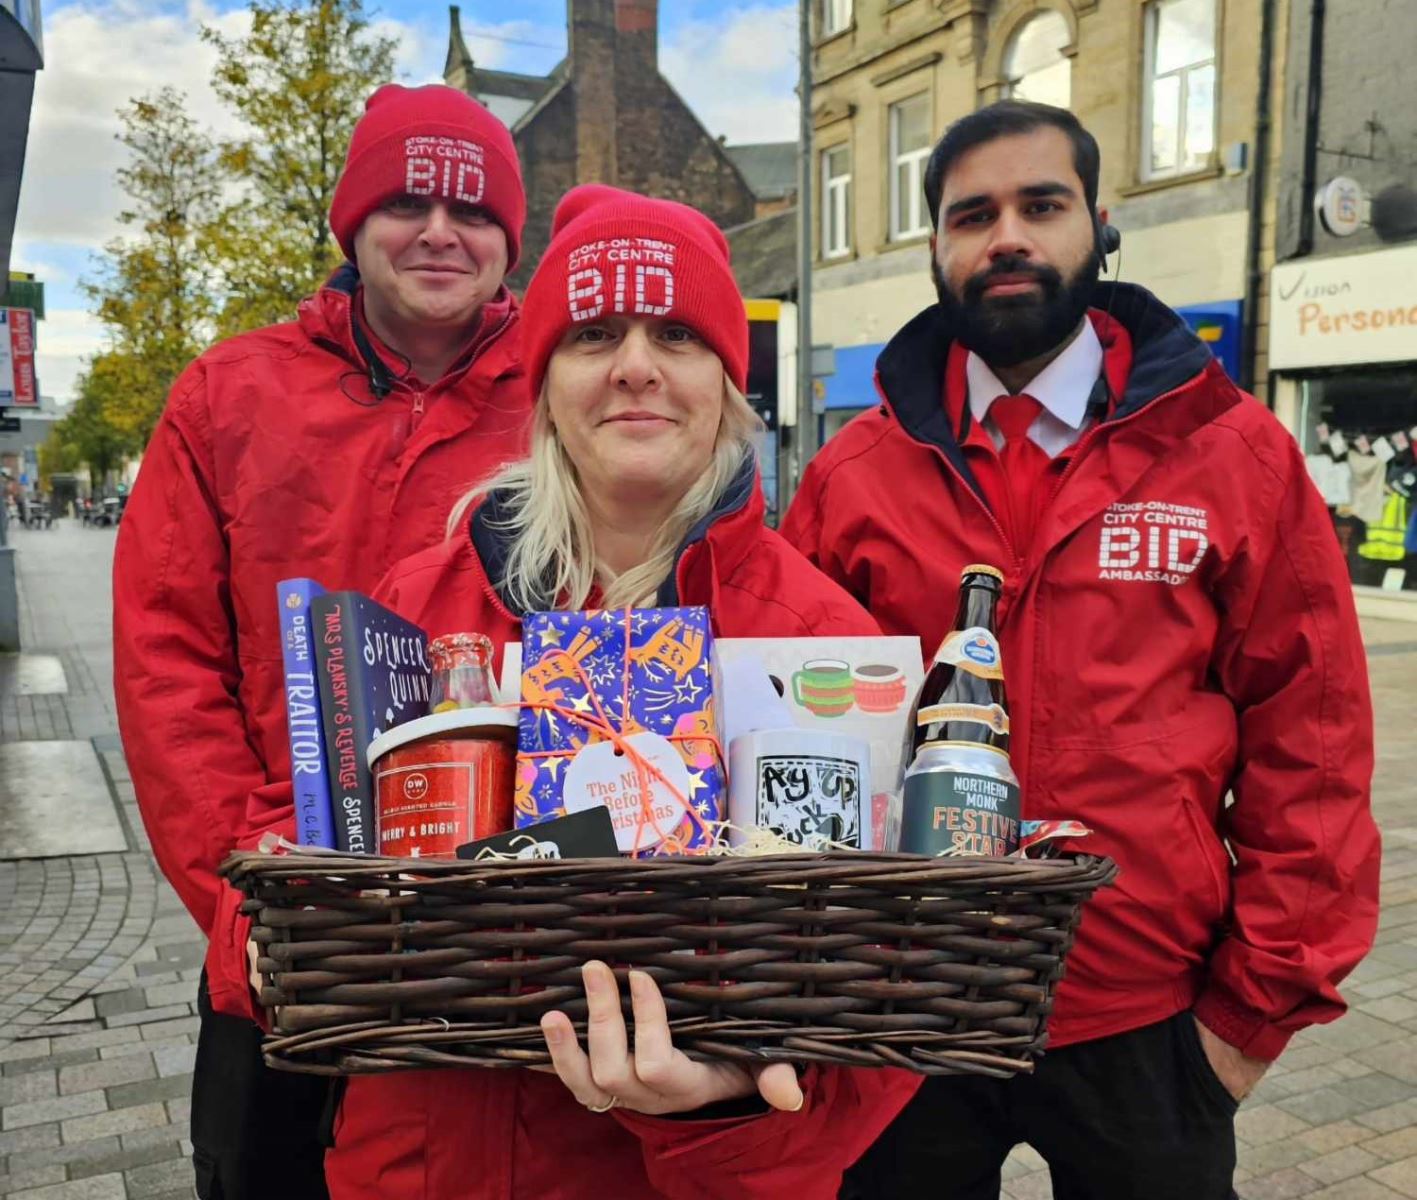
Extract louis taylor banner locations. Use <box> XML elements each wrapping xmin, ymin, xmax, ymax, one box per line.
<box><xmin>0</xmin><ymin>309</ymin><xmax>37</xmax><ymax>407</ymax></box>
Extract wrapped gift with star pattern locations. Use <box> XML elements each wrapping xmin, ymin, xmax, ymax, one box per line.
<box><xmin>515</xmin><ymin>607</ymin><xmax>724</xmax><ymax>857</ymax></box>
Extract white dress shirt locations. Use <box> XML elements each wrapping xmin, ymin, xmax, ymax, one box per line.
<box><xmin>965</xmin><ymin>321</ymin><xmax>1105</xmax><ymax>458</ymax></box>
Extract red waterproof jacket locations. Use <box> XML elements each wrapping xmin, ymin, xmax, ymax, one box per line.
<box><xmin>113</xmin><ymin>266</ymin><xmax>530</xmax><ymax>1019</ymax></box>
<box><xmin>781</xmin><ymin>285</ymin><xmax>1379</xmax><ymax>1062</ymax></box>
<box><xmin>210</xmin><ymin>455</ymin><xmax>918</xmax><ymax>1199</ymax></box>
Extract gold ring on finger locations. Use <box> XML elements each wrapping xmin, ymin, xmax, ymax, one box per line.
<box><xmin>585</xmin><ymin>1095</ymin><xmax>619</xmax><ymax>1113</ymax></box>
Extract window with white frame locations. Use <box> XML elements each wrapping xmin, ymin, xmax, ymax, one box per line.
<box><xmin>821</xmin><ymin>144</ymin><xmax>851</xmax><ymax>259</ymax></box>
<box><xmin>1003</xmin><ymin>11</ymin><xmax>1072</xmax><ymax>109</ymax></box>
<box><xmin>1142</xmin><ymin>0</ymin><xmax>1217</xmax><ymax>180</ymax></box>
<box><xmin>821</xmin><ymin>0</ymin><xmax>852</xmax><ymax>37</ymax></box>
<box><xmin>889</xmin><ymin>94</ymin><xmax>932</xmax><ymax>241</ymax></box>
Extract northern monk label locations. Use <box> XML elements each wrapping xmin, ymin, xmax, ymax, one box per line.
<box><xmin>900</xmin><ymin>766</ymin><xmax>1021</xmax><ymax>857</ymax></box>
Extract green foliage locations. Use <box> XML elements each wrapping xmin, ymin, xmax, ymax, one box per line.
<box><xmin>45</xmin><ymin>356</ymin><xmax>142</xmax><ymax>492</ymax></box>
<box><xmin>65</xmin><ymin>88</ymin><xmax>216</xmax><ymax>472</ymax></box>
<box><xmin>202</xmin><ymin>0</ymin><xmax>396</xmax><ymax>334</ymax></box>
<box><xmin>36</xmin><ymin>431</ymin><xmax>82</xmax><ymax>485</ymax></box>
<box><xmin>73</xmin><ymin>0</ymin><xmax>400</xmax><ymax>461</ymax></box>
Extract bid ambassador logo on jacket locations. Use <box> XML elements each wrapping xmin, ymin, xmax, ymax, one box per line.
<box><xmin>1097</xmin><ymin>501</ymin><xmax>1210</xmax><ymax>585</ymax></box>
<box><xmin>566</xmin><ymin>237</ymin><xmax>677</xmax><ymax>321</ymax></box>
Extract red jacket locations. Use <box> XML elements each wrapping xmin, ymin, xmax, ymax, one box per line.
<box><xmin>113</xmin><ymin>266</ymin><xmax>530</xmax><ymax>1021</ymax></box>
<box><xmin>309</xmin><ymin>458</ymin><xmax>918</xmax><ymax>1200</ymax></box>
<box><xmin>781</xmin><ymin>286</ymin><xmax>1379</xmax><ymax>1062</ymax></box>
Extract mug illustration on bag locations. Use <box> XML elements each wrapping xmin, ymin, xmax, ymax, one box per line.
<box><xmin>852</xmin><ymin>663</ymin><xmax>907</xmax><ymax>713</ymax></box>
<box><xmin>791</xmin><ymin>658</ymin><xmax>854</xmax><ymax>717</ymax></box>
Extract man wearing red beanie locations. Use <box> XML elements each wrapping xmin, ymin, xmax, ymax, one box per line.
<box><xmin>113</xmin><ymin>83</ymin><xmax>530</xmax><ymax>1200</ymax></box>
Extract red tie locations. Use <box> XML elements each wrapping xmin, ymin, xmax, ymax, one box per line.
<box><xmin>989</xmin><ymin>393</ymin><xmax>1050</xmax><ymax>552</ymax></box>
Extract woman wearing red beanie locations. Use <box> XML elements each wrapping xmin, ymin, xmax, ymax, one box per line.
<box><xmin>298</xmin><ymin>185</ymin><xmax>919</xmax><ymax>1199</ymax></box>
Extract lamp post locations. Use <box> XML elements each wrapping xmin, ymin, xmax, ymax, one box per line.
<box><xmin>791</xmin><ymin>0</ymin><xmax>817</xmax><ymax>503</ymax></box>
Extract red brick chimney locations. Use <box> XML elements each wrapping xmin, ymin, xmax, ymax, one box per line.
<box><xmin>568</xmin><ymin>0</ymin><xmax>661</xmax><ymax>183</ymax></box>
<box><xmin>615</xmin><ymin>0</ymin><xmax>658</xmax><ymax>62</ymax></box>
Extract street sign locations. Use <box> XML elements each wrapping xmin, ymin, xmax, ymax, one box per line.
<box><xmin>0</xmin><ymin>417</ymin><xmax>21</xmax><ymax>433</ymax></box>
<box><xmin>0</xmin><ymin>309</ymin><xmax>38</xmax><ymax>407</ymax></box>
<box><xmin>1316</xmin><ymin>176</ymin><xmax>1365</xmax><ymax>238</ymax></box>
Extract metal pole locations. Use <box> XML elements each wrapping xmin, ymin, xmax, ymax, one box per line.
<box><xmin>791</xmin><ymin>0</ymin><xmax>816</xmax><ymax>501</ymax></box>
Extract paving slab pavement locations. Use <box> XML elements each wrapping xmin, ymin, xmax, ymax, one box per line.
<box><xmin>0</xmin><ymin>524</ymin><xmax>201</xmax><ymax>1200</ymax></box>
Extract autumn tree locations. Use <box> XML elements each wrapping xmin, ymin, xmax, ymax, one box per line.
<box><xmin>81</xmin><ymin>88</ymin><xmax>218</xmax><ymax>444</ymax></box>
<box><xmin>202</xmin><ymin>0</ymin><xmax>397</xmax><ymax>334</ymax></box>
<box><xmin>74</xmin><ymin>0</ymin><xmax>402</xmax><ymax>453</ymax></box>
<box><xmin>45</xmin><ymin>355</ymin><xmax>141</xmax><ymax>492</ymax></box>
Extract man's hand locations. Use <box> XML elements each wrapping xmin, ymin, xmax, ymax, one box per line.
<box><xmin>1194</xmin><ymin>1017</ymin><xmax>1268</xmax><ymax>1103</ymax></box>
<box><xmin>541</xmin><ymin>961</ymin><xmax>805</xmax><ymax>1117</ymax></box>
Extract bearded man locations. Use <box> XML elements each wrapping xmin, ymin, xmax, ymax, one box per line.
<box><xmin>782</xmin><ymin>100</ymin><xmax>1378</xmax><ymax>1200</ymax></box>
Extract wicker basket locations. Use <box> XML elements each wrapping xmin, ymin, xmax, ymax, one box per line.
<box><xmin>223</xmin><ymin>850</ymin><xmax>1116</xmax><ymax>1079</ymax></box>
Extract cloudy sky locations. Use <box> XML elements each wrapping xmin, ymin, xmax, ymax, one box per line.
<box><xmin>12</xmin><ymin>0</ymin><xmax>799</xmax><ymax>405</ymax></box>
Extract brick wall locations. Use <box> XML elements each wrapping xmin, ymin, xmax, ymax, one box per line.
<box><xmin>507</xmin><ymin>0</ymin><xmax>755</xmax><ymax>288</ymax></box>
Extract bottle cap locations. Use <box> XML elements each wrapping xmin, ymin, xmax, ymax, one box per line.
<box><xmin>959</xmin><ymin>563</ymin><xmax>1005</xmax><ymax>582</ymax></box>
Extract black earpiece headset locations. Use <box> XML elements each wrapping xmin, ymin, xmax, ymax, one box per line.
<box><xmin>1085</xmin><ymin>211</ymin><xmax>1124</xmax><ymax>417</ymax></box>
<box><xmin>1094</xmin><ymin>212</ymin><xmax>1122</xmax><ymax>272</ymax></box>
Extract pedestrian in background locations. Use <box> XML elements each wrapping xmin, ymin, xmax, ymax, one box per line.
<box><xmin>112</xmin><ymin>83</ymin><xmax>531</xmax><ymax>1200</ymax></box>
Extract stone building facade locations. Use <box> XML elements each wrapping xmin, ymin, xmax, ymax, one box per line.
<box><xmin>443</xmin><ymin>2</ymin><xmax>757</xmax><ymax>289</ymax></box>
<box><xmin>1266</xmin><ymin>0</ymin><xmax>1417</xmax><ymax>612</ymax></box>
<box><xmin>805</xmin><ymin>0</ymin><xmax>1288</xmax><ymax>443</ymax></box>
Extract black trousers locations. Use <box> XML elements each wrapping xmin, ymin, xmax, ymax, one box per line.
<box><xmin>843</xmin><ymin>1012</ymin><xmax>1239</xmax><ymax>1200</ymax></box>
<box><xmin>192</xmin><ymin>972</ymin><xmax>332</xmax><ymax>1200</ymax></box>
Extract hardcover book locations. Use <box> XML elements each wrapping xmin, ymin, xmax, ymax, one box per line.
<box><xmin>277</xmin><ymin>578</ymin><xmax>335</xmax><ymax>848</ymax></box>
<box><xmin>311</xmin><ymin>591</ymin><xmax>432</xmax><ymax>854</ymax></box>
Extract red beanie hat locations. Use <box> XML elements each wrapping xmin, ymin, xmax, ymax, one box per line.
<box><xmin>520</xmin><ymin>184</ymin><xmax>748</xmax><ymax>402</ymax></box>
<box><xmin>329</xmin><ymin>83</ymin><xmax>525</xmax><ymax>267</ymax></box>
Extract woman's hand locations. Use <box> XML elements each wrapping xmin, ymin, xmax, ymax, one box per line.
<box><xmin>540</xmin><ymin>961</ymin><xmax>805</xmax><ymax>1117</ymax></box>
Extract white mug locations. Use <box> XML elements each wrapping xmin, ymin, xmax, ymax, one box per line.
<box><xmin>728</xmin><ymin>728</ymin><xmax>873</xmax><ymax>850</ymax></box>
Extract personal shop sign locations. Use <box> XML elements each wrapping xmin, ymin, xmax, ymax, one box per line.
<box><xmin>1271</xmin><ymin>245</ymin><xmax>1417</xmax><ymax>370</ymax></box>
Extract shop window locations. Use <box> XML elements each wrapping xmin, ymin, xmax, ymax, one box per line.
<box><xmin>1141</xmin><ymin>0</ymin><xmax>1217</xmax><ymax>180</ymax></box>
<box><xmin>1003</xmin><ymin>11</ymin><xmax>1072</xmax><ymax>109</ymax></box>
<box><xmin>821</xmin><ymin>0</ymin><xmax>852</xmax><ymax>37</ymax></box>
<box><xmin>821</xmin><ymin>144</ymin><xmax>852</xmax><ymax>259</ymax></box>
<box><xmin>889</xmin><ymin>94</ymin><xmax>932</xmax><ymax>241</ymax></box>
<box><xmin>1299</xmin><ymin>369</ymin><xmax>1417</xmax><ymax>594</ymax></box>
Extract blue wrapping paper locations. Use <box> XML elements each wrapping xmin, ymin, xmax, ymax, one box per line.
<box><xmin>515</xmin><ymin>607</ymin><xmax>723</xmax><ymax>856</ymax></box>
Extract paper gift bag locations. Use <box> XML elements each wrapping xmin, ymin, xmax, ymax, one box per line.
<box><xmin>715</xmin><ymin>636</ymin><xmax>924</xmax><ymax>849</ymax></box>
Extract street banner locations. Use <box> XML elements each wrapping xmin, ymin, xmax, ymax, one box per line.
<box><xmin>0</xmin><ymin>308</ymin><xmax>38</xmax><ymax>407</ymax></box>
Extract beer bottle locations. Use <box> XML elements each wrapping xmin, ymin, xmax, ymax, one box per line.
<box><xmin>898</xmin><ymin>565</ymin><xmax>1021</xmax><ymax>857</ymax></box>
<box><xmin>909</xmin><ymin>565</ymin><xmax>1010</xmax><ymax>755</ymax></box>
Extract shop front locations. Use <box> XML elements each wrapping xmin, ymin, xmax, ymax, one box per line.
<box><xmin>817</xmin><ymin>343</ymin><xmax>884</xmax><ymax>444</ymax></box>
<box><xmin>1270</xmin><ymin>244</ymin><xmax>1417</xmax><ymax>613</ymax></box>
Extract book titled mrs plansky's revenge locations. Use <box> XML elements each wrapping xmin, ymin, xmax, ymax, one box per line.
<box><xmin>311</xmin><ymin>591</ymin><xmax>433</xmax><ymax>854</ymax></box>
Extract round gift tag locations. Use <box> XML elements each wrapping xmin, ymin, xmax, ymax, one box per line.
<box><xmin>562</xmin><ymin>732</ymin><xmax>693</xmax><ymax>853</ymax></box>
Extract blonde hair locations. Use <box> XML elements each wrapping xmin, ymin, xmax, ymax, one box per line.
<box><xmin>448</xmin><ymin>377</ymin><xmax>763</xmax><ymax>612</ymax></box>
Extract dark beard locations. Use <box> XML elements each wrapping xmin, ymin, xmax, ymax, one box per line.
<box><xmin>932</xmin><ymin>252</ymin><xmax>1100</xmax><ymax>369</ymax></box>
